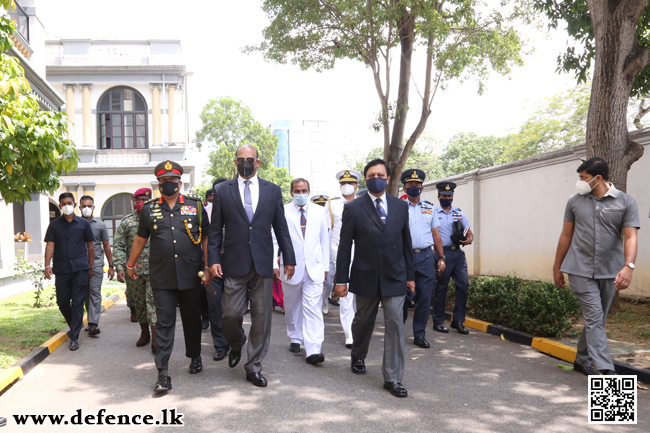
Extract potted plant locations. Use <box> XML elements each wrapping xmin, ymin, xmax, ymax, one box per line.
<box><xmin>14</xmin><ymin>232</ymin><xmax>32</xmax><ymax>260</ymax></box>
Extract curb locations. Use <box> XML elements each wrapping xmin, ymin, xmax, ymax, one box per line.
<box><xmin>0</xmin><ymin>291</ymin><xmax>125</xmax><ymax>395</ymax></box>
<box><xmin>444</xmin><ymin>311</ymin><xmax>650</xmax><ymax>384</ymax></box>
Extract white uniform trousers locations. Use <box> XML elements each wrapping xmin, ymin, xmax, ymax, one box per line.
<box><xmin>322</xmin><ymin>259</ymin><xmax>335</xmax><ymax>312</ymax></box>
<box><xmin>339</xmin><ymin>292</ymin><xmax>356</xmax><ymax>341</ymax></box>
<box><xmin>283</xmin><ymin>272</ymin><xmax>325</xmax><ymax>356</ymax></box>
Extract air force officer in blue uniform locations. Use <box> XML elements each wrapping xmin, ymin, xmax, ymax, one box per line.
<box><xmin>431</xmin><ymin>182</ymin><xmax>474</xmax><ymax>335</ymax></box>
<box><xmin>400</xmin><ymin>169</ymin><xmax>445</xmax><ymax>348</ymax></box>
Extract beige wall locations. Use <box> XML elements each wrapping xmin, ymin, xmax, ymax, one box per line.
<box><xmin>422</xmin><ymin>133</ymin><xmax>650</xmax><ymax>299</ymax></box>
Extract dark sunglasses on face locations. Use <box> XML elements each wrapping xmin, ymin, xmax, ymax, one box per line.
<box><xmin>236</xmin><ymin>157</ymin><xmax>256</xmax><ymax>165</ymax></box>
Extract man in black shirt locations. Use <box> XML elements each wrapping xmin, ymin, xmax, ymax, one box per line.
<box><xmin>44</xmin><ymin>192</ymin><xmax>95</xmax><ymax>351</ymax></box>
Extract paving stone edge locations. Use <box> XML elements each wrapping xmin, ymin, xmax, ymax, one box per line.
<box><xmin>444</xmin><ymin>311</ymin><xmax>650</xmax><ymax>384</ymax></box>
<box><xmin>0</xmin><ymin>291</ymin><xmax>125</xmax><ymax>395</ymax></box>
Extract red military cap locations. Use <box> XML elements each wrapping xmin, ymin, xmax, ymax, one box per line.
<box><xmin>133</xmin><ymin>188</ymin><xmax>152</xmax><ymax>198</ymax></box>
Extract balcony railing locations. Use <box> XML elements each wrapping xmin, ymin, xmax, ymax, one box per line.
<box><xmin>8</xmin><ymin>2</ymin><xmax>29</xmax><ymax>44</ymax></box>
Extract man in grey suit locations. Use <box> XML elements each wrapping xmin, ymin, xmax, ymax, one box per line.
<box><xmin>209</xmin><ymin>144</ymin><xmax>296</xmax><ymax>387</ymax></box>
<box><xmin>553</xmin><ymin>157</ymin><xmax>639</xmax><ymax>376</ymax></box>
<box><xmin>335</xmin><ymin>159</ymin><xmax>415</xmax><ymax>397</ymax></box>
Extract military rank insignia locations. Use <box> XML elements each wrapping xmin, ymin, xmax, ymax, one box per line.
<box><xmin>181</xmin><ymin>206</ymin><xmax>197</xmax><ymax>216</ymax></box>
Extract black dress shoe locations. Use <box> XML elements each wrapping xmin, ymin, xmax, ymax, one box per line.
<box><xmin>328</xmin><ymin>297</ymin><xmax>340</xmax><ymax>306</ymax></box>
<box><xmin>229</xmin><ymin>350</ymin><xmax>241</xmax><ymax>368</ymax></box>
<box><xmin>213</xmin><ymin>348</ymin><xmax>229</xmax><ymax>361</ymax></box>
<box><xmin>384</xmin><ymin>381</ymin><xmax>408</xmax><ymax>397</ymax></box>
<box><xmin>201</xmin><ymin>319</ymin><xmax>209</xmax><ymax>330</ymax></box>
<box><xmin>289</xmin><ymin>343</ymin><xmax>301</xmax><ymax>353</ymax></box>
<box><xmin>413</xmin><ymin>337</ymin><xmax>430</xmax><ymax>348</ymax></box>
<box><xmin>69</xmin><ymin>340</ymin><xmax>79</xmax><ymax>351</ymax></box>
<box><xmin>306</xmin><ymin>353</ymin><xmax>325</xmax><ymax>364</ymax></box>
<box><xmin>351</xmin><ymin>356</ymin><xmax>366</xmax><ymax>375</ymax></box>
<box><xmin>88</xmin><ymin>324</ymin><xmax>100</xmax><ymax>336</ymax></box>
<box><xmin>450</xmin><ymin>321</ymin><xmax>469</xmax><ymax>334</ymax></box>
<box><xmin>154</xmin><ymin>374</ymin><xmax>172</xmax><ymax>392</ymax></box>
<box><xmin>600</xmin><ymin>369</ymin><xmax>617</xmax><ymax>375</ymax></box>
<box><xmin>432</xmin><ymin>323</ymin><xmax>449</xmax><ymax>333</ymax></box>
<box><xmin>573</xmin><ymin>361</ymin><xmax>598</xmax><ymax>376</ymax></box>
<box><xmin>246</xmin><ymin>371</ymin><xmax>268</xmax><ymax>387</ymax></box>
<box><xmin>189</xmin><ymin>356</ymin><xmax>202</xmax><ymax>374</ymax></box>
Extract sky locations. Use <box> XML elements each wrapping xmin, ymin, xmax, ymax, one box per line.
<box><xmin>38</xmin><ymin>0</ymin><xmax>580</xmax><ymax>184</ymax></box>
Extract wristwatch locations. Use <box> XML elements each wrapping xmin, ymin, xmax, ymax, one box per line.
<box><xmin>108</xmin><ymin>264</ymin><xmax>114</xmax><ymax>268</ymax></box>
<box><xmin>439</xmin><ymin>255</ymin><xmax>446</xmax><ymax>261</ymax></box>
<box><xmin>626</xmin><ymin>263</ymin><xmax>635</xmax><ymax>269</ymax></box>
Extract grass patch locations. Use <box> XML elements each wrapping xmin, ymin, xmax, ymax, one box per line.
<box><xmin>0</xmin><ymin>281</ymin><xmax>125</xmax><ymax>370</ymax></box>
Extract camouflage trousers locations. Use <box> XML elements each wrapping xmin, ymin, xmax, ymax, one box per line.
<box><xmin>125</xmin><ymin>275</ymin><xmax>157</xmax><ymax>326</ymax></box>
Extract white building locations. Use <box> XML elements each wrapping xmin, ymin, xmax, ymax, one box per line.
<box><xmin>270</xmin><ymin>119</ymin><xmax>367</xmax><ymax>195</ymax></box>
<box><xmin>45</xmin><ymin>38</ymin><xmax>195</xmax><ymax>244</ymax></box>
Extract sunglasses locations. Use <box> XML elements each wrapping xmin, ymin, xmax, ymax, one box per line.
<box><xmin>236</xmin><ymin>157</ymin><xmax>256</xmax><ymax>165</ymax></box>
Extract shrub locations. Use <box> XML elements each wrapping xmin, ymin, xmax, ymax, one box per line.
<box><xmin>441</xmin><ymin>275</ymin><xmax>581</xmax><ymax>338</ymax></box>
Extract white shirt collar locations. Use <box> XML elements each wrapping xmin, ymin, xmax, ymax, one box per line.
<box><xmin>602</xmin><ymin>182</ymin><xmax>619</xmax><ymax>198</ymax></box>
<box><xmin>369</xmin><ymin>191</ymin><xmax>387</xmax><ymax>206</ymax></box>
<box><xmin>237</xmin><ymin>174</ymin><xmax>258</xmax><ymax>186</ymax></box>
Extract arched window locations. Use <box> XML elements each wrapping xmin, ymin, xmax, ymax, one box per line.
<box><xmin>101</xmin><ymin>193</ymin><xmax>135</xmax><ymax>246</ymax></box>
<box><xmin>97</xmin><ymin>86</ymin><xmax>148</xmax><ymax>149</ymax></box>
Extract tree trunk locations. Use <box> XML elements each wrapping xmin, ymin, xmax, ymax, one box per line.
<box><xmin>386</xmin><ymin>8</ymin><xmax>414</xmax><ymax>196</ymax></box>
<box><xmin>585</xmin><ymin>0</ymin><xmax>648</xmax><ymax>312</ymax></box>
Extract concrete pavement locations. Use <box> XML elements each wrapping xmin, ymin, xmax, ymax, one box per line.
<box><xmin>1</xmin><ymin>297</ymin><xmax>648</xmax><ymax>432</ymax></box>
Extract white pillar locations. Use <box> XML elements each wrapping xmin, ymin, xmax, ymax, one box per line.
<box><xmin>81</xmin><ymin>84</ymin><xmax>93</xmax><ymax>147</ymax></box>
<box><xmin>63</xmin><ymin>84</ymin><xmax>76</xmax><ymax>143</ymax></box>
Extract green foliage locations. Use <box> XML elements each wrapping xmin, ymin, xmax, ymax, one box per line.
<box><xmin>502</xmin><ymin>84</ymin><xmax>590</xmax><ymax>160</ymax></box>
<box><xmin>440</xmin><ymin>133</ymin><xmax>507</xmax><ymax>174</ymax></box>
<box><xmin>195</xmin><ymin>96</ymin><xmax>293</xmax><ymax>202</ymax></box>
<box><xmin>461</xmin><ymin>276</ymin><xmax>581</xmax><ymax>338</ymax></box>
<box><xmin>533</xmin><ymin>0</ymin><xmax>650</xmax><ymax>97</ymax></box>
<box><xmin>0</xmin><ymin>14</ymin><xmax>78</xmax><ymax>204</ymax></box>
<box><xmin>12</xmin><ymin>257</ymin><xmax>52</xmax><ymax>308</ymax></box>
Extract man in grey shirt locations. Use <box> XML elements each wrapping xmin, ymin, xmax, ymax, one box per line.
<box><xmin>79</xmin><ymin>196</ymin><xmax>115</xmax><ymax>335</ymax></box>
<box><xmin>553</xmin><ymin>157</ymin><xmax>639</xmax><ymax>376</ymax></box>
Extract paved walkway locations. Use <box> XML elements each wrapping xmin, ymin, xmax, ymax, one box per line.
<box><xmin>1</xmin><ymin>298</ymin><xmax>648</xmax><ymax>432</ymax></box>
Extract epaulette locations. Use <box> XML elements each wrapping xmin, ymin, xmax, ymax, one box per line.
<box><xmin>422</xmin><ymin>200</ymin><xmax>434</xmax><ymax>206</ymax></box>
<box><xmin>457</xmin><ymin>208</ymin><xmax>462</xmax><ymax>212</ymax></box>
<box><xmin>184</xmin><ymin>195</ymin><xmax>202</xmax><ymax>203</ymax></box>
<box><xmin>144</xmin><ymin>198</ymin><xmax>157</xmax><ymax>205</ymax></box>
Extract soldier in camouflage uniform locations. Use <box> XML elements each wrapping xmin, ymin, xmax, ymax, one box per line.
<box><xmin>114</xmin><ymin>188</ymin><xmax>157</xmax><ymax>353</ymax></box>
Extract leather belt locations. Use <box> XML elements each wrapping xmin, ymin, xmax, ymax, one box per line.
<box><xmin>413</xmin><ymin>247</ymin><xmax>431</xmax><ymax>254</ymax></box>
<box><xmin>443</xmin><ymin>246</ymin><xmax>459</xmax><ymax>251</ymax></box>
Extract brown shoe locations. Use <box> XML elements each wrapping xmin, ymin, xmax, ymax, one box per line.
<box><xmin>150</xmin><ymin>325</ymin><xmax>157</xmax><ymax>354</ymax></box>
<box><xmin>136</xmin><ymin>323</ymin><xmax>150</xmax><ymax>347</ymax></box>
<box><xmin>130</xmin><ymin>306</ymin><xmax>138</xmax><ymax>323</ymax></box>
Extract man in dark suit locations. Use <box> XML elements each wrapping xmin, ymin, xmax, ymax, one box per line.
<box><xmin>335</xmin><ymin>159</ymin><xmax>415</xmax><ymax>398</ymax></box>
<box><xmin>209</xmin><ymin>144</ymin><xmax>296</xmax><ymax>387</ymax></box>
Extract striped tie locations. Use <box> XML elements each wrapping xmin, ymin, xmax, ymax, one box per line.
<box><xmin>300</xmin><ymin>208</ymin><xmax>306</xmax><ymax>238</ymax></box>
<box><xmin>376</xmin><ymin>197</ymin><xmax>386</xmax><ymax>225</ymax></box>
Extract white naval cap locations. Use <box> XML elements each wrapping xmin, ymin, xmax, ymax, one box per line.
<box><xmin>335</xmin><ymin>169</ymin><xmax>362</xmax><ymax>182</ymax></box>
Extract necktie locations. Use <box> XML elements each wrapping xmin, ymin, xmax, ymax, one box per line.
<box><xmin>376</xmin><ymin>197</ymin><xmax>386</xmax><ymax>225</ymax></box>
<box><xmin>300</xmin><ymin>208</ymin><xmax>306</xmax><ymax>238</ymax></box>
<box><xmin>244</xmin><ymin>180</ymin><xmax>254</xmax><ymax>222</ymax></box>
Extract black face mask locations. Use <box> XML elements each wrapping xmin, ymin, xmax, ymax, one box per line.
<box><xmin>440</xmin><ymin>198</ymin><xmax>453</xmax><ymax>208</ymax></box>
<box><xmin>237</xmin><ymin>161</ymin><xmax>255</xmax><ymax>178</ymax></box>
<box><xmin>160</xmin><ymin>181</ymin><xmax>180</xmax><ymax>197</ymax></box>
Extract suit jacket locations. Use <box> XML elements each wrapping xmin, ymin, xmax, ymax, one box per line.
<box><xmin>208</xmin><ymin>177</ymin><xmax>296</xmax><ymax>278</ymax></box>
<box><xmin>336</xmin><ymin>192</ymin><xmax>415</xmax><ymax>298</ymax></box>
<box><xmin>277</xmin><ymin>201</ymin><xmax>330</xmax><ymax>284</ymax></box>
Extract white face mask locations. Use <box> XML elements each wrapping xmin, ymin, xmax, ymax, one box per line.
<box><xmin>81</xmin><ymin>207</ymin><xmax>93</xmax><ymax>217</ymax></box>
<box><xmin>61</xmin><ymin>205</ymin><xmax>75</xmax><ymax>216</ymax></box>
<box><xmin>576</xmin><ymin>176</ymin><xmax>598</xmax><ymax>195</ymax></box>
<box><xmin>340</xmin><ymin>184</ymin><xmax>355</xmax><ymax>196</ymax></box>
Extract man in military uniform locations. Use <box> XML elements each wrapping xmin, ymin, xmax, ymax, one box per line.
<box><xmin>126</xmin><ymin>160</ymin><xmax>212</xmax><ymax>393</ymax></box>
<box><xmin>114</xmin><ymin>188</ymin><xmax>157</xmax><ymax>352</ymax></box>
<box><xmin>431</xmin><ymin>182</ymin><xmax>474</xmax><ymax>335</ymax></box>
<box><xmin>330</xmin><ymin>168</ymin><xmax>362</xmax><ymax>348</ymax></box>
<box><xmin>400</xmin><ymin>169</ymin><xmax>445</xmax><ymax>348</ymax></box>
<box><xmin>311</xmin><ymin>194</ymin><xmax>336</xmax><ymax>314</ymax></box>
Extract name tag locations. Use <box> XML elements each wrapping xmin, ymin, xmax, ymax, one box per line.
<box><xmin>181</xmin><ymin>206</ymin><xmax>197</xmax><ymax>216</ymax></box>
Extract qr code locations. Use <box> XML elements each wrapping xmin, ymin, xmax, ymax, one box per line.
<box><xmin>588</xmin><ymin>375</ymin><xmax>637</xmax><ymax>424</ymax></box>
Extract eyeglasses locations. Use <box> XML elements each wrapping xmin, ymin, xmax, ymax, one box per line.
<box><xmin>236</xmin><ymin>157</ymin><xmax>256</xmax><ymax>165</ymax></box>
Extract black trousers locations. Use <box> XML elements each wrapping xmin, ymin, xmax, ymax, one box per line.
<box><xmin>55</xmin><ymin>271</ymin><xmax>89</xmax><ymax>341</ymax></box>
<box><xmin>206</xmin><ymin>278</ymin><xmax>229</xmax><ymax>350</ymax></box>
<box><xmin>153</xmin><ymin>287</ymin><xmax>202</xmax><ymax>371</ymax></box>
<box><xmin>200</xmin><ymin>289</ymin><xmax>209</xmax><ymax>321</ymax></box>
